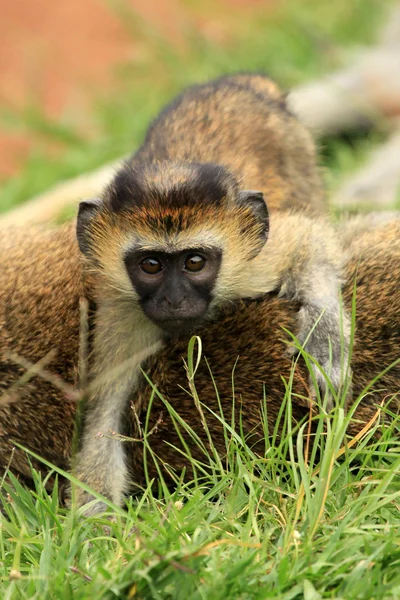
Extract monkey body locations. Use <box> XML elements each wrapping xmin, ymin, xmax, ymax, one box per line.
<box><xmin>132</xmin><ymin>74</ymin><xmax>325</xmax><ymax>215</ymax></box>
<box><xmin>0</xmin><ymin>74</ymin><xmax>346</xmax><ymax>513</ymax></box>
<box><xmin>74</xmin><ymin>140</ymin><xmax>346</xmax><ymax>512</ymax></box>
<box><xmin>74</xmin><ymin>159</ymin><xmax>272</xmax><ymax>511</ymax></box>
<box><xmin>0</xmin><ymin>218</ymin><xmax>398</xmax><ymax>496</ymax></box>
<box><xmin>0</xmin><ymin>225</ymin><xmax>81</xmax><ymax>378</ymax></box>
<box><xmin>0</xmin><ymin>225</ymin><xmax>81</xmax><ymax>479</ymax></box>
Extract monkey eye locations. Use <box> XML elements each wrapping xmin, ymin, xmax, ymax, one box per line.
<box><xmin>140</xmin><ymin>257</ymin><xmax>163</xmax><ymax>275</ymax></box>
<box><xmin>184</xmin><ymin>254</ymin><xmax>206</xmax><ymax>273</ymax></box>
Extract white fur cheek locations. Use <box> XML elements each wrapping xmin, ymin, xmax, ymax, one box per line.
<box><xmin>95</xmin><ymin>253</ymin><xmax>141</xmax><ymax>299</ymax></box>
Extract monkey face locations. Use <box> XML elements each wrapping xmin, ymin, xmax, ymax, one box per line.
<box><xmin>75</xmin><ymin>162</ymin><xmax>270</xmax><ymax>320</ymax></box>
<box><xmin>124</xmin><ymin>247</ymin><xmax>222</xmax><ymax>334</ymax></box>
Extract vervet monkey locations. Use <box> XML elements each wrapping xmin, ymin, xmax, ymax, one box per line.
<box><xmin>0</xmin><ymin>217</ymin><xmax>399</xmax><ymax>503</ymax></box>
<box><xmin>2</xmin><ymin>74</ymin><xmax>349</xmax><ymax>514</ymax></box>
<box><xmin>75</xmin><ymin>180</ymin><xmax>345</xmax><ymax>513</ymax></box>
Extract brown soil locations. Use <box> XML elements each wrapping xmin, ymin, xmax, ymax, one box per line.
<box><xmin>0</xmin><ymin>0</ymin><xmax>272</xmax><ymax>178</ymax></box>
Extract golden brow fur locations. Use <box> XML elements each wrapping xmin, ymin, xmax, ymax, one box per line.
<box><xmin>86</xmin><ymin>203</ymin><xmax>264</xmax><ymax>301</ymax></box>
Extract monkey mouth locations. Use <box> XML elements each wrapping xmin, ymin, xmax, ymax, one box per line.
<box><xmin>153</xmin><ymin>316</ymin><xmax>204</xmax><ymax>337</ymax></box>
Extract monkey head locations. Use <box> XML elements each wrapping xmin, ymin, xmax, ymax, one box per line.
<box><xmin>76</xmin><ymin>161</ymin><xmax>269</xmax><ymax>335</ymax></box>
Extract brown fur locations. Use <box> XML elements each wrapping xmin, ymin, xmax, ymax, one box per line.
<box><xmin>0</xmin><ymin>219</ymin><xmax>398</xmax><ymax>494</ymax></box>
<box><xmin>132</xmin><ymin>73</ymin><xmax>326</xmax><ymax>215</ymax></box>
<box><xmin>0</xmin><ymin>74</ymin><xmax>338</xmax><ymax>509</ymax></box>
<box><xmin>70</xmin><ymin>73</ymin><xmax>337</xmax><ymax>512</ymax></box>
<box><xmin>0</xmin><ymin>225</ymin><xmax>82</xmax><ymax>479</ymax></box>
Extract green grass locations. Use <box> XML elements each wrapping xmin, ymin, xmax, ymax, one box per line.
<box><xmin>1</xmin><ymin>336</ymin><xmax>399</xmax><ymax>599</ymax></box>
<box><xmin>1</xmin><ymin>1</ymin><xmax>399</xmax><ymax>597</ymax></box>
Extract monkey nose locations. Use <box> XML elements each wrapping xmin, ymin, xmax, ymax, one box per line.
<box><xmin>163</xmin><ymin>294</ymin><xmax>186</xmax><ymax>309</ymax></box>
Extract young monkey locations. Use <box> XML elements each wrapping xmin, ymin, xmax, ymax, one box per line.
<box><xmin>74</xmin><ymin>160</ymin><xmax>349</xmax><ymax>514</ymax></box>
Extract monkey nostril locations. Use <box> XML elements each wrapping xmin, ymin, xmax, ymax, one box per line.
<box><xmin>164</xmin><ymin>295</ymin><xmax>186</xmax><ymax>309</ymax></box>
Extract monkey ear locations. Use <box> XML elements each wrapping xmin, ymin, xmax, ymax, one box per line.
<box><xmin>76</xmin><ymin>198</ymin><xmax>104</xmax><ymax>256</ymax></box>
<box><xmin>237</xmin><ymin>189</ymin><xmax>269</xmax><ymax>244</ymax></box>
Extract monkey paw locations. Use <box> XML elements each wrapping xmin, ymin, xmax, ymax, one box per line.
<box><xmin>62</xmin><ymin>484</ymin><xmax>111</xmax><ymax>517</ymax></box>
<box><xmin>308</xmin><ymin>361</ymin><xmax>353</xmax><ymax>411</ymax></box>
<box><xmin>291</xmin><ymin>305</ymin><xmax>352</xmax><ymax>410</ymax></box>
<box><xmin>77</xmin><ymin>494</ymin><xmax>110</xmax><ymax>518</ymax></box>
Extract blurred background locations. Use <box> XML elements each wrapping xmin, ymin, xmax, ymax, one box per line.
<box><xmin>0</xmin><ymin>0</ymin><xmax>398</xmax><ymax>217</ymax></box>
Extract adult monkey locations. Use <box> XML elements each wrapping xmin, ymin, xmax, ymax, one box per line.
<box><xmin>0</xmin><ymin>72</ymin><xmax>343</xmax><ymax>514</ymax></box>
<box><xmin>127</xmin><ymin>216</ymin><xmax>400</xmax><ymax>488</ymax></box>
<box><xmin>70</xmin><ymin>71</ymin><xmax>347</xmax><ymax>512</ymax></box>
<box><xmin>0</xmin><ymin>217</ymin><xmax>399</xmax><ymax>500</ymax></box>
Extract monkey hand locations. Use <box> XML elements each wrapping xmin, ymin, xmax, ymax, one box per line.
<box><xmin>62</xmin><ymin>480</ymin><xmax>112</xmax><ymax>517</ymax></box>
<box><xmin>72</xmin><ymin>487</ymin><xmax>111</xmax><ymax>517</ymax></box>
<box><xmin>292</xmin><ymin>303</ymin><xmax>352</xmax><ymax>409</ymax></box>
<box><xmin>63</xmin><ymin>462</ymin><xmax>127</xmax><ymax>517</ymax></box>
<box><xmin>68</xmin><ymin>428</ymin><xmax>130</xmax><ymax>517</ymax></box>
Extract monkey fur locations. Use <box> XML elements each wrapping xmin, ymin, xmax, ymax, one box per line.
<box><xmin>75</xmin><ymin>204</ymin><xmax>345</xmax><ymax>511</ymax></box>
<box><xmin>129</xmin><ymin>216</ymin><xmax>400</xmax><ymax>487</ymax></box>
<box><xmin>130</xmin><ymin>73</ymin><xmax>326</xmax><ymax>215</ymax></box>
<box><xmin>72</xmin><ymin>74</ymin><xmax>349</xmax><ymax>512</ymax></box>
<box><xmin>0</xmin><ymin>217</ymin><xmax>398</xmax><ymax>502</ymax></box>
<box><xmin>0</xmin><ymin>74</ymin><xmax>347</xmax><ymax>512</ymax></box>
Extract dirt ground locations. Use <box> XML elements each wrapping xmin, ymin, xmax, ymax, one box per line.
<box><xmin>0</xmin><ymin>0</ymin><xmax>270</xmax><ymax>178</ymax></box>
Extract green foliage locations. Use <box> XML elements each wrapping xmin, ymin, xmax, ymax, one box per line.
<box><xmin>1</xmin><ymin>332</ymin><xmax>399</xmax><ymax>599</ymax></box>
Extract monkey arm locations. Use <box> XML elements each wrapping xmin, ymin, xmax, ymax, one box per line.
<box><xmin>237</xmin><ymin>213</ymin><xmax>351</xmax><ymax>403</ymax></box>
<box><xmin>277</xmin><ymin>216</ymin><xmax>351</xmax><ymax>403</ymax></box>
<box><xmin>292</xmin><ymin>288</ymin><xmax>351</xmax><ymax>405</ymax></box>
<box><xmin>72</xmin><ymin>301</ymin><xmax>163</xmax><ymax>515</ymax></box>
